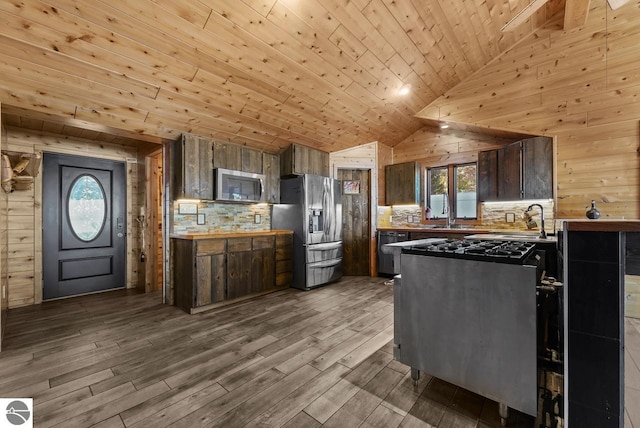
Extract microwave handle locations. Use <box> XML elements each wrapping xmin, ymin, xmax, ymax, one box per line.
<box><xmin>260</xmin><ymin>177</ymin><xmax>264</xmax><ymax>202</ymax></box>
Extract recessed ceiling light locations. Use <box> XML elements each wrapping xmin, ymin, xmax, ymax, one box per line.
<box><xmin>398</xmin><ymin>84</ymin><xmax>411</xmax><ymax>96</ymax></box>
<box><xmin>440</xmin><ymin>123</ymin><xmax>450</xmax><ymax>129</ymax></box>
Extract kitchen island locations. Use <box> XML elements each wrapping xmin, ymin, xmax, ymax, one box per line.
<box><xmin>393</xmin><ymin>238</ymin><xmax>543</xmax><ymax>425</ymax></box>
<box><xmin>171</xmin><ymin>230</ymin><xmax>293</xmax><ymax>314</ymax></box>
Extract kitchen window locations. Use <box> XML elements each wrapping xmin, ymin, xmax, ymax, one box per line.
<box><xmin>426</xmin><ymin>163</ymin><xmax>477</xmax><ymax>219</ymax></box>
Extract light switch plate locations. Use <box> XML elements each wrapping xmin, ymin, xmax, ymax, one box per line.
<box><xmin>254</xmin><ymin>214</ymin><xmax>261</xmax><ymax>224</ymax></box>
<box><xmin>505</xmin><ymin>212</ymin><xmax>516</xmax><ymax>223</ymax></box>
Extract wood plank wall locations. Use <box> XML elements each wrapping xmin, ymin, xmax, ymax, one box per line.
<box><xmin>416</xmin><ymin>0</ymin><xmax>640</xmax><ymax>219</ymax></box>
<box><xmin>143</xmin><ymin>152</ymin><xmax>163</xmax><ymax>293</ymax></box>
<box><xmin>0</xmin><ymin>108</ymin><xmax>8</xmax><ymax>350</ymax></box>
<box><xmin>392</xmin><ymin>126</ymin><xmax>514</xmax><ymax>168</ymax></box>
<box><xmin>377</xmin><ymin>143</ymin><xmax>393</xmax><ymax>206</ymax></box>
<box><xmin>3</xmin><ymin>127</ymin><xmax>144</xmax><ymax>308</ymax></box>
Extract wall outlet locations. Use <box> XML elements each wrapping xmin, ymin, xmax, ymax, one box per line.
<box><xmin>2</xmin><ymin>284</ymin><xmax>6</xmax><ymax>300</ymax></box>
<box><xmin>505</xmin><ymin>212</ymin><xmax>516</xmax><ymax>223</ymax></box>
<box><xmin>407</xmin><ymin>215</ymin><xmax>414</xmax><ymax>223</ymax></box>
<box><xmin>254</xmin><ymin>214</ymin><xmax>261</xmax><ymax>224</ymax></box>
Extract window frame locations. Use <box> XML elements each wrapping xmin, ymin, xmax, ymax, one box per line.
<box><xmin>453</xmin><ymin>162</ymin><xmax>478</xmax><ymax>220</ymax></box>
<box><xmin>425</xmin><ymin>162</ymin><xmax>478</xmax><ymax>221</ymax></box>
<box><xmin>426</xmin><ymin>166</ymin><xmax>449</xmax><ymax>220</ymax></box>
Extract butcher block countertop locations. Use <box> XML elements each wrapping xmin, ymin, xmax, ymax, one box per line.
<box><xmin>564</xmin><ymin>219</ymin><xmax>640</xmax><ymax>232</ymax></box>
<box><xmin>171</xmin><ymin>230</ymin><xmax>293</xmax><ymax>239</ymax></box>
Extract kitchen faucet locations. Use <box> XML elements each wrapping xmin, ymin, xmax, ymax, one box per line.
<box><xmin>526</xmin><ymin>204</ymin><xmax>547</xmax><ymax>239</ymax></box>
<box><xmin>443</xmin><ymin>193</ymin><xmax>454</xmax><ymax>227</ymax></box>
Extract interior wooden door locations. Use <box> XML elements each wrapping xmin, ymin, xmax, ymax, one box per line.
<box><xmin>338</xmin><ymin>169</ymin><xmax>370</xmax><ymax>276</ymax></box>
<box><xmin>42</xmin><ymin>153</ymin><xmax>126</xmax><ymax>300</ymax></box>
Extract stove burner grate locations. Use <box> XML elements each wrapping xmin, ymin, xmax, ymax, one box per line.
<box><xmin>404</xmin><ymin>238</ymin><xmax>537</xmax><ymax>264</ymax></box>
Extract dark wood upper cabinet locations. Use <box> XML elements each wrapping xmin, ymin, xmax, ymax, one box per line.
<box><xmin>242</xmin><ymin>147</ymin><xmax>263</xmax><ymax>174</ymax></box>
<box><xmin>385</xmin><ymin>162</ymin><xmax>421</xmax><ymax>206</ymax></box>
<box><xmin>262</xmin><ymin>152</ymin><xmax>280</xmax><ymax>203</ymax></box>
<box><xmin>477</xmin><ymin>150</ymin><xmax>498</xmax><ymax>202</ymax></box>
<box><xmin>478</xmin><ymin>137</ymin><xmax>553</xmax><ymax>202</ymax></box>
<box><xmin>169</xmin><ymin>137</ymin><xmax>279</xmax><ymax>204</ymax></box>
<box><xmin>497</xmin><ymin>141</ymin><xmax>523</xmax><ymax>200</ymax></box>
<box><xmin>171</xmin><ymin>133</ymin><xmax>214</xmax><ymax>200</ymax></box>
<box><xmin>522</xmin><ymin>137</ymin><xmax>553</xmax><ymax>199</ymax></box>
<box><xmin>213</xmin><ymin>141</ymin><xmax>242</xmax><ymax>170</ymax></box>
<box><xmin>280</xmin><ymin>144</ymin><xmax>330</xmax><ymax>177</ymax></box>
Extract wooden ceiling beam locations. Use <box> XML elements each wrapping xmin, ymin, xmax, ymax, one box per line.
<box><xmin>564</xmin><ymin>0</ymin><xmax>591</xmax><ymax>30</ymax></box>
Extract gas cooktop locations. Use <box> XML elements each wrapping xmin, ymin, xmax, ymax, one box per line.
<box><xmin>402</xmin><ymin>239</ymin><xmax>537</xmax><ymax>264</ymax></box>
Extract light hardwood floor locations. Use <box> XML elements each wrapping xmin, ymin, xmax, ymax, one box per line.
<box><xmin>0</xmin><ymin>277</ymin><xmax>548</xmax><ymax>427</ymax></box>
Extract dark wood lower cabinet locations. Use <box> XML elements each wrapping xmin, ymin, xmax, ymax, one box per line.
<box><xmin>227</xmin><ymin>237</ymin><xmax>252</xmax><ymax>300</ymax></box>
<box><xmin>252</xmin><ymin>236</ymin><xmax>276</xmax><ymax>293</ymax></box>
<box><xmin>276</xmin><ymin>234</ymin><xmax>293</xmax><ymax>288</ymax></box>
<box><xmin>172</xmin><ymin>232</ymin><xmax>292</xmax><ymax>314</ymax></box>
<box><xmin>196</xmin><ymin>253</ymin><xmax>225</xmax><ymax>306</ymax></box>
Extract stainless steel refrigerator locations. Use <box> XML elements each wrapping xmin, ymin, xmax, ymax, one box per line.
<box><xmin>272</xmin><ymin>174</ymin><xmax>342</xmax><ymax>290</ymax></box>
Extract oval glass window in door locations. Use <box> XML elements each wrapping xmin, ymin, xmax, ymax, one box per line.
<box><xmin>68</xmin><ymin>175</ymin><xmax>106</xmax><ymax>241</ymax></box>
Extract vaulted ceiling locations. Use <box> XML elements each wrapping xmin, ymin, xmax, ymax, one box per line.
<box><xmin>0</xmin><ymin>0</ymin><xmax>575</xmax><ymax>152</ymax></box>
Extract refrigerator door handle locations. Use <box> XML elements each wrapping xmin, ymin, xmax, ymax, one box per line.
<box><xmin>306</xmin><ymin>242</ymin><xmax>342</xmax><ymax>251</ymax></box>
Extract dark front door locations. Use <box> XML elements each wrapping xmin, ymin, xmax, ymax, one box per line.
<box><xmin>43</xmin><ymin>153</ymin><xmax>126</xmax><ymax>300</ymax></box>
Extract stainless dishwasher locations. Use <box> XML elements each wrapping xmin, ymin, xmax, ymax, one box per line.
<box><xmin>377</xmin><ymin>231</ymin><xmax>408</xmax><ymax>275</ymax></box>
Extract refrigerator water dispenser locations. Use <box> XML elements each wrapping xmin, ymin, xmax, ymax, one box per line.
<box><xmin>310</xmin><ymin>209</ymin><xmax>323</xmax><ymax>233</ymax></box>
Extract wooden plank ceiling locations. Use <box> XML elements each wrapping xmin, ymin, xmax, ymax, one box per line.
<box><xmin>0</xmin><ymin>0</ymin><xmax>569</xmax><ymax>152</ymax></box>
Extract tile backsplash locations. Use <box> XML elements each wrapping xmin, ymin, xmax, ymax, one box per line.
<box><xmin>173</xmin><ymin>202</ymin><xmax>271</xmax><ymax>234</ymax></box>
<box><xmin>377</xmin><ymin>199</ymin><xmax>555</xmax><ymax>233</ymax></box>
<box><xmin>480</xmin><ymin>199</ymin><xmax>555</xmax><ymax>233</ymax></box>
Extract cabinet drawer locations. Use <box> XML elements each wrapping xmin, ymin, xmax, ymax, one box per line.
<box><xmin>228</xmin><ymin>237</ymin><xmax>252</xmax><ymax>252</ymax></box>
<box><xmin>197</xmin><ymin>239</ymin><xmax>226</xmax><ymax>255</ymax></box>
<box><xmin>253</xmin><ymin>236</ymin><xmax>274</xmax><ymax>250</ymax></box>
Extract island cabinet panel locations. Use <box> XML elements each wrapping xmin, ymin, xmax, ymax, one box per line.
<box><xmin>172</xmin><ymin>232</ymin><xmax>293</xmax><ymax>314</ymax></box>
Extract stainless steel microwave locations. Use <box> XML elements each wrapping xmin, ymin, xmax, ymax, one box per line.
<box><xmin>214</xmin><ymin>168</ymin><xmax>265</xmax><ymax>203</ymax></box>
